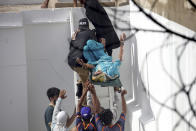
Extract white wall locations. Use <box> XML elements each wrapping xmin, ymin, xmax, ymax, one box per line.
<box><xmin>0</xmin><ymin>13</ymin><xmax>28</xmax><ymax>131</ymax></box>
<box><xmin>129</xmin><ymin>1</ymin><xmax>196</xmax><ymax>131</ymax></box>
<box><xmin>0</xmin><ymin>6</ymin><xmax>138</xmax><ymax>131</ymax></box>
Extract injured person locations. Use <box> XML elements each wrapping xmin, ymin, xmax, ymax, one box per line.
<box><xmin>76</xmin><ymin>33</ymin><xmax>126</xmax><ymax>83</ymax></box>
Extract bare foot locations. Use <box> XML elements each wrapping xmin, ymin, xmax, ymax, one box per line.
<box><xmin>120</xmin><ymin>33</ymin><xmax>126</xmax><ymax>42</ymax></box>
<box><xmin>73</xmin><ymin>0</ymin><xmax>77</xmax><ymax>7</ymax></box>
<box><xmin>41</xmin><ymin>0</ymin><xmax>49</xmax><ymax>8</ymax></box>
<box><xmin>94</xmin><ymin>70</ymin><xmax>102</xmax><ymax>76</ymax></box>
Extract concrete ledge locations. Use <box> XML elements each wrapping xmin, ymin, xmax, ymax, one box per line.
<box><xmin>0</xmin><ymin>4</ymin><xmax>40</xmax><ymax>13</ymax></box>
<box><xmin>55</xmin><ymin>1</ymin><xmax>116</xmax><ymax>8</ymax></box>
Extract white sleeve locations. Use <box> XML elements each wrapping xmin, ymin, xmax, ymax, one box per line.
<box><xmin>87</xmin><ymin>91</ymin><xmax>93</xmax><ymax>106</ymax></box>
<box><xmin>52</xmin><ymin>98</ymin><xmax>62</xmax><ymax>127</ymax></box>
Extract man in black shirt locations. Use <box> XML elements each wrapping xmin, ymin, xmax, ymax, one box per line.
<box><xmin>68</xmin><ymin>18</ymin><xmax>97</xmax><ymax>96</ymax></box>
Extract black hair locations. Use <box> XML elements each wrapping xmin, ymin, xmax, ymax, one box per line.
<box><xmin>47</xmin><ymin>87</ymin><xmax>60</xmax><ymax>100</ymax></box>
<box><xmin>99</xmin><ymin>109</ymin><xmax>113</xmax><ymax>126</ymax></box>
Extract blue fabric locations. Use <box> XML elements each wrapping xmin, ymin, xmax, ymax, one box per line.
<box><xmin>83</xmin><ymin>40</ymin><xmax>121</xmax><ymax>78</ymax></box>
<box><xmin>83</xmin><ymin>40</ymin><xmax>105</xmax><ymax>65</ymax></box>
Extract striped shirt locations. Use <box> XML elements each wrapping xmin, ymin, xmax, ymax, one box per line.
<box><xmin>95</xmin><ymin>113</ymin><xmax>126</xmax><ymax>131</ymax></box>
<box><xmin>76</xmin><ymin>112</ymin><xmax>96</xmax><ymax>131</ymax></box>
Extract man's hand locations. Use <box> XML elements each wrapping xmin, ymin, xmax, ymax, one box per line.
<box><xmin>76</xmin><ymin>58</ymin><xmax>94</xmax><ymax>69</ymax></box>
<box><xmin>72</xmin><ymin>30</ymin><xmax>80</xmax><ymax>40</ymax></box>
<box><xmin>59</xmin><ymin>90</ymin><xmax>67</xmax><ymax>99</ymax></box>
<box><xmin>121</xmin><ymin>89</ymin><xmax>127</xmax><ymax>96</ymax></box>
<box><xmin>121</xmin><ymin>89</ymin><xmax>127</xmax><ymax>115</ymax></box>
<box><xmin>84</xmin><ymin>80</ymin><xmax>96</xmax><ymax>94</ymax></box>
<box><xmin>83</xmin><ymin>85</ymin><xmax>89</xmax><ymax>93</ymax></box>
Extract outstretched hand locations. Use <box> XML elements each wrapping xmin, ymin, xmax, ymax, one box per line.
<box><xmin>59</xmin><ymin>90</ymin><xmax>67</xmax><ymax>99</ymax></box>
<box><xmin>121</xmin><ymin>89</ymin><xmax>127</xmax><ymax>96</ymax></box>
<box><xmin>76</xmin><ymin>58</ymin><xmax>84</xmax><ymax>66</ymax></box>
<box><xmin>72</xmin><ymin>29</ymin><xmax>80</xmax><ymax>40</ymax></box>
<box><xmin>76</xmin><ymin>58</ymin><xmax>94</xmax><ymax>69</ymax></box>
<box><xmin>84</xmin><ymin>81</ymin><xmax>96</xmax><ymax>94</ymax></box>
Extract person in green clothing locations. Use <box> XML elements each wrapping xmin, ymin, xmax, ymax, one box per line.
<box><xmin>44</xmin><ymin>87</ymin><xmax>60</xmax><ymax>131</ymax></box>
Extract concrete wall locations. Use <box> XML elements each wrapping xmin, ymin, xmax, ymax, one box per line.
<box><xmin>0</xmin><ymin>13</ymin><xmax>28</xmax><ymax>131</ymax></box>
<box><xmin>0</xmin><ymin>6</ymin><xmax>138</xmax><ymax>131</ymax></box>
<box><xmin>135</xmin><ymin>0</ymin><xmax>196</xmax><ymax>32</ymax></box>
<box><xmin>129</xmin><ymin>1</ymin><xmax>196</xmax><ymax>131</ymax></box>
<box><xmin>23</xmin><ymin>9</ymin><xmax>75</xmax><ymax>131</ymax></box>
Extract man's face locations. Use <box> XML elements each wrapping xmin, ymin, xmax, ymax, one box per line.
<box><xmin>50</xmin><ymin>95</ymin><xmax>59</xmax><ymax>105</ymax></box>
<box><xmin>100</xmin><ymin>38</ymin><xmax>106</xmax><ymax>47</ymax></box>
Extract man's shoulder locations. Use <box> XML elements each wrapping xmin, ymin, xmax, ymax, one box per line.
<box><xmin>45</xmin><ymin>105</ymin><xmax>54</xmax><ymax>113</ymax></box>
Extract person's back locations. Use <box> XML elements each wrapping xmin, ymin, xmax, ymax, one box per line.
<box><xmin>52</xmin><ymin>111</ymin><xmax>68</xmax><ymax>131</ymax></box>
<box><xmin>68</xmin><ymin>18</ymin><xmax>96</xmax><ymax>69</ymax></box>
<box><xmin>76</xmin><ymin>87</ymin><xmax>97</xmax><ymax>131</ymax></box>
<box><xmin>95</xmin><ymin>112</ymin><xmax>125</xmax><ymax>131</ymax></box>
<box><xmin>83</xmin><ymin>40</ymin><xmax>106</xmax><ymax>65</ymax></box>
<box><xmin>45</xmin><ymin>105</ymin><xmax>55</xmax><ymax>131</ymax></box>
<box><xmin>76</xmin><ymin>117</ymin><xmax>96</xmax><ymax>131</ymax></box>
<box><xmin>95</xmin><ymin>90</ymin><xmax>127</xmax><ymax>131</ymax></box>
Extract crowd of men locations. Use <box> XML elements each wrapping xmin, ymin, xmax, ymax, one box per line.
<box><xmin>44</xmin><ymin>0</ymin><xmax>128</xmax><ymax>130</ymax></box>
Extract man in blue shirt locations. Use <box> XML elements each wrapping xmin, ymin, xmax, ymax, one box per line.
<box><xmin>90</xmin><ymin>82</ymin><xmax>127</xmax><ymax>131</ymax></box>
<box><xmin>44</xmin><ymin>87</ymin><xmax>60</xmax><ymax>131</ymax></box>
<box><xmin>76</xmin><ymin>85</ymin><xmax>97</xmax><ymax>131</ymax></box>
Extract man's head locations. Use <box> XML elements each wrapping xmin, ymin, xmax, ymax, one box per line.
<box><xmin>99</xmin><ymin>109</ymin><xmax>113</xmax><ymax>126</ymax></box>
<box><xmin>79</xmin><ymin>18</ymin><xmax>89</xmax><ymax>30</ymax></box>
<box><xmin>47</xmin><ymin>87</ymin><xmax>60</xmax><ymax>104</ymax></box>
<box><xmin>99</xmin><ymin>38</ymin><xmax>106</xmax><ymax>48</ymax></box>
<box><xmin>80</xmin><ymin>106</ymin><xmax>92</xmax><ymax>123</ymax></box>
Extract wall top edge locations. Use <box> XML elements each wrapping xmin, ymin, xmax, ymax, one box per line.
<box><xmin>0</xmin><ymin>8</ymin><xmax>71</xmax><ymax>27</ymax></box>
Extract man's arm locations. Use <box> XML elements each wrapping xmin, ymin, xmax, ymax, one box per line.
<box><xmin>119</xmin><ymin>33</ymin><xmax>126</xmax><ymax>61</ymax></box>
<box><xmin>77</xmin><ymin>87</ymin><xmax>88</xmax><ymax>112</ymax></box>
<box><xmin>88</xmin><ymin>83</ymin><xmax>100</xmax><ymax>113</ymax></box>
<box><xmin>52</xmin><ymin>90</ymin><xmax>67</xmax><ymax>126</ymax></box>
<box><xmin>66</xmin><ymin>107</ymin><xmax>76</xmax><ymax>128</ymax></box>
<box><xmin>47</xmin><ymin>108</ymin><xmax>53</xmax><ymax>128</ymax></box>
<box><xmin>121</xmin><ymin>90</ymin><xmax>127</xmax><ymax>115</ymax></box>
